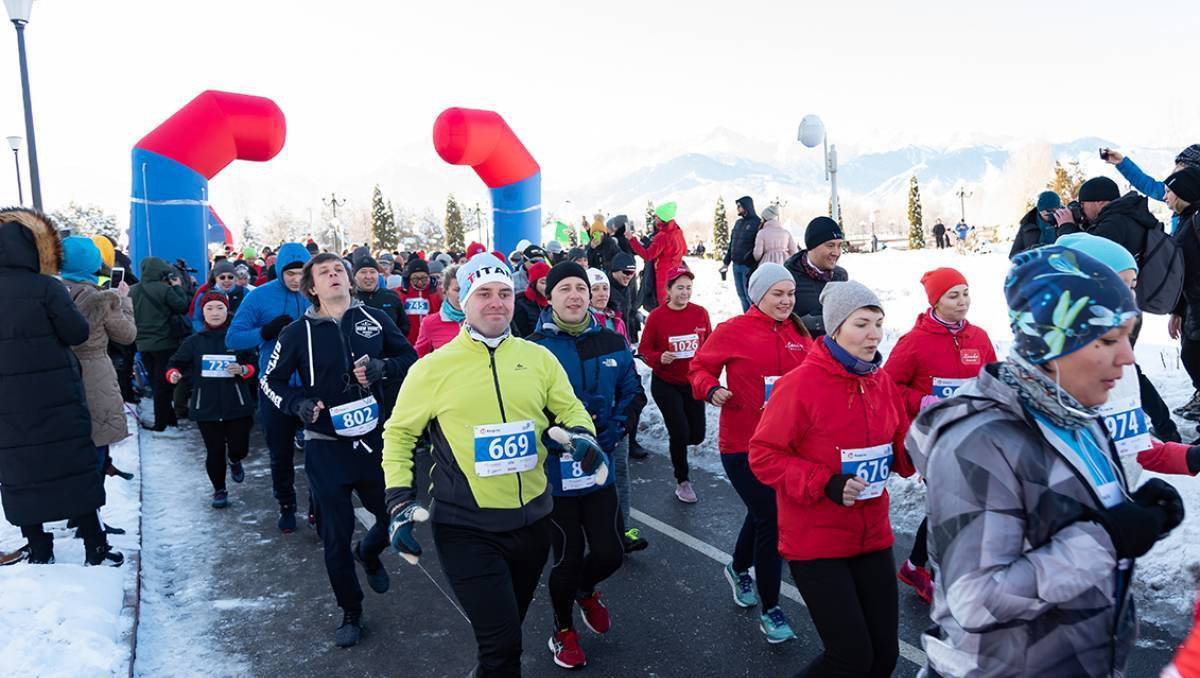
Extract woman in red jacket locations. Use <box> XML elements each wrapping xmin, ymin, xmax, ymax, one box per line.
<box><xmin>882</xmin><ymin>267</ymin><xmax>995</xmax><ymax>604</ymax></box>
<box><xmin>689</xmin><ymin>263</ymin><xmax>811</xmax><ymax>643</ymax></box>
<box><xmin>639</xmin><ymin>266</ymin><xmax>711</xmax><ymax>503</ymax></box>
<box><xmin>750</xmin><ymin>280</ymin><xmax>913</xmax><ymax>678</ymax></box>
<box><xmin>629</xmin><ymin>202</ymin><xmax>687</xmax><ymax>307</ymax></box>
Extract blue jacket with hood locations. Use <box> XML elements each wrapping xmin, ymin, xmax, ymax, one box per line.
<box><xmin>528</xmin><ymin>308</ymin><xmax>645</xmax><ymax>496</ymax></box>
<box><xmin>226</xmin><ymin>242</ymin><xmax>311</xmax><ymax>376</ymax></box>
<box><xmin>1115</xmin><ymin>156</ymin><xmax>1179</xmax><ymax>233</ymax></box>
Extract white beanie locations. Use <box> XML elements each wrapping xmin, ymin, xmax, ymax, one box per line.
<box><xmin>586</xmin><ymin>268</ymin><xmax>609</xmax><ymax>287</ymax></box>
<box><xmin>457</xmin><ymin>253</ymin><xmax>513</xmax><ymax>305</ymax></box>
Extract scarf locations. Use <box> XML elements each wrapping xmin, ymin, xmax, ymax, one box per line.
<box><xmin>466</xmin><ymin>323</ymin><xmax>509</xmax><ymax>349</ymax></box>
<box><xmin>822</xmin><ymin>335</ymin><xmax>881</xmax><ymax>376</ymax></box>
<box><xmin>440</xmin><ymin>303</ymin><xmax>465</xmax><ymax>323</ymax></box>
<box><xmin>998</xmin><ymin>353</ymin><xmax>1097</xmax><ymax>429</ymax></box>
<box><xmin>524</xmin><ymin>285</ymin><xmax>549</xmax><ymax>309</ymax></box>
<box><xmin>552</xmin><ymin>311</ymin><xmax>591</xmax><ymax>336</ymax></box>
<box><xmin>1035</xmin><ymin>213</ymin><xmax>1057</xmax><ymax>245</ymax></box>
<box><xmin>929</xmin><ymin>308</ymin><xmax>965</xmax><ymax>334</ymax></box>
<box><xmin>802</xmin><ymin>254</ymin><xmax>834</xmax><ymax>282</ymax></box>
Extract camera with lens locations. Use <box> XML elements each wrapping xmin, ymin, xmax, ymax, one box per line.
<box><xmin>1067</xmin><ymin>200</ymin><xmax>1084</xmax><ymax>225</ymax></box>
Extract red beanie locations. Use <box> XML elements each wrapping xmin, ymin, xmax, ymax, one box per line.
<box><xmin>197</xmin><ymin>292</ymin><xmax>231</xmax><ymax>329</ymax></box>
<box><xmin>466</xmin><ymin>242</ymin><xmax>487</xmax><ymax>259</ymax></box>
<box><xmin>527</xmin><ymin>261</ymin><xmax>551</xmax><ymax>284</ymax></box>
<box><xmin>920</xmin><ymin>267</ymin><xmax>968</xmax><ymax>306</ymax></box>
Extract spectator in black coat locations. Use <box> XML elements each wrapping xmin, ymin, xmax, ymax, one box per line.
<box><xmin>0</xmin><ymin>208</ymin><xmax>122</xmax><ymax>566</ymax></box>
<box><xmin>1056</xmin><ymin>177</ymin><xmax>1163</xmax><ymax>259</ymax></box>
<box><xmin>783</xmin><ymin>216</ymin><xmax>848</xmax><ymax>337</ymax></box>
<box><xmin>932</xmin><ymin>219</ymin><xmax>947</xmax><ymax>249</ymax></box>
<box><xmin>721</xmin><ymin>196</ymin><xmax>761</xmax><ymax>311</ymax></box>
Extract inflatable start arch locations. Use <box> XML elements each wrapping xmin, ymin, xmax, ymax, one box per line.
<box><xmin>432</xmin><ymin>108</ymin><xmax>540</xmax><ymax>257</ymax></box>
<box><xmin>129</xmin><ymin>90</ymin><xmax>286</xmax><ymax>278</ymax></box>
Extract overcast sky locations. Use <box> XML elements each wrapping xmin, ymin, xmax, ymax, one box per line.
<box><xmin>0</xmin><ymin>0</ymin><xmax>1193</xmax><ymax>228</ymax></box>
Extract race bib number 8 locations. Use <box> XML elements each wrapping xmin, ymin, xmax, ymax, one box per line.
<box><xmin>560</xmin><ymin>457</ymin><xmax>597</xmax><ymax>491</ymax></box>
<box><xmin>1099</xmin><ymin>396</ymin><xmax>1150</xmax><ymax>458</ymax></box>
<box><xmin>841</xmin><ymin>443</ymin><xmax>893</xmax><ymax>501</ymax></box>
<box><xmin>474</xmin><ymin>420</ymin><xmax>538</xmax><ymax>477</ymax></box>
<box><xmin>404</xmin><ymin>298</ymin><xmax>430</xmax><ymax>316</ymax></box>
<box><xmin>201</xmin><ymin>354</ymin><xmax>236</xmax><ymax>378</ymax></box>
<box><xmin>668</xmin><ymin>333</ymin><xmax>699</xmax><ymax>359</ymax></box>
<box><xmin>330</xmin><ymin>396</ymin><xmax>379</xmax><ymax>437</ymax></box>
<box><xmin>931</xmin><ymin>377</ymin><xmax>969</xmax><ymax>399</ymax></box>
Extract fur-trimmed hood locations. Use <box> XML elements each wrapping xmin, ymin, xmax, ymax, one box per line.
<box><xmin>0</xmin><ymin>207</ymin><xmax>62</xmax><ymax>275</ymax></box>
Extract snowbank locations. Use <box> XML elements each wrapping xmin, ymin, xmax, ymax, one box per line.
<box><xmin>644</xmin><ymin>252</ymin><xmax>1199</xmax><ymax>622</ymax></box>
<box><xmin>0</xmin><ymin>411</ymin><xmax>141</xmax><ymax>677</ymax></box>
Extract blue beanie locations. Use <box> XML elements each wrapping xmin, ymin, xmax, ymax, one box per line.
<box><xmin>1055</xmin><ymin>233</ymin><xmax>1138</xmax><ymax>274</ymax></box>
<box><xmin>1035</xmin><ymin>191</ymin><xmax>1062</xmax><ymax>211</ymax></box>
<box><xmin>61</xmin><ymin>235</ymin><xmax>102</xmax><ymax>284</ymax></box>
<box><xmin>1005</xmin><ymin>245</ymin><xmax>1138</xmax><ymax>364</ymax></box>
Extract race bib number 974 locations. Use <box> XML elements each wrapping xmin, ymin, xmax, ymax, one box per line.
<box><xmin>474</xmin><ymin>420</ymin><xmax>538</xmax><ymax>477</ymax></box>
<box><xmin>841</xmin><ymin>443</ymin><xmax>893</xmax><ymax>501</ymax></box>
<box><xmin>1099</xmin><ymin>396</ymin><xmax>1151</xmax><ymax>458</ymax></box>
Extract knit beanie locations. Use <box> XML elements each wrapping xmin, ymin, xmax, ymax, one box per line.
<box><xmin>545</xmin><ymin>262</ymin><xmax>590</xmax><ymax>299</ymax></box>
<box><xmin>61</xmin><ymin>236</ymin><xmax>102</xmax><ymax>284</ymax></box>
<box><xmin>211</xmin><ymin>259</ymin><xmax>236</xmax><ymax>278</ymax></box>
<box><xmin>457</xmin><ymin>253</ymin><xmax>513</xmax><ymax>305</ymax></box>
<box><xmin>586</xmin><ymin>267</ymin><xmax>609</xmax><ymax>287</ymax></box>
<box><xmin>761</xmin><ymin>204</ymin><xmax>780</xmax><ymax>222</ymax></box>
<box><xmin>1078</xmin><ymin>176</ymin><xmax>1120</xmax><ymax>202</ymax></box>
<box><xmin>197</xmin><ymin>291</ymin><xmax>231</xmax><ymax>329</ymax></box>
<box><xmin>404</xmin><ymin>257</ymin><xmax>430</xmax><ymax>276</ymax></box>
<box><xmin>805</xmin><ymin>216</ymin><xmax>845</xmax><ymax>250</ymax></box>
<box><xmin>354</xmin><ymin>257</ymin><xmax>380</xmax><ymax>274</ymax></box>
<box><xmin>920</xmin><ymin>267</ymin><xmax>968</xmax><ymax>306</ymax></box>
<box><xmin>1056</xmin><ymin>232</ymin><xmax>1138</xmax><ymax>274</ymax></box>
<box><xmin>820</xmin><ymin>281</ymin><xmax>883</xmax><ymax>335</ymax></box>
<box><xmin>1165</xmin><ymin>166</ymin><xmax>1200</xmax><ymax>204</ymax></box>
<box><xmin>1005</xmin><ymin>246</ymin><xmax>1138</xmax><ymax>364</ymax></box>
<box><xmin>526</xmin><ymin>261</ymin><xmax>551</xmax><ymax>287</ymax></box>
<box><xmin>429</xmin><ymin>260</ymin><xmax>446</xmax><ymax>275</ymax></box>
<box><xmin>466</xmin><ymin>242</ymin><xmax>487</xmax><ymax>259</ymax></box>
<box><xmin>1036</xmin><ymin>191</ymin><xmax>1062</xmax><ymax>211</ymax></box>
<box><xmin>1175</xmin><ymin>144</ymin><xmax>1200</xmax><ymax>170</ymax></box>
<box><xmin>655</xmin><ymin>202</ymin><xmax>677</xmax><ymax>222</ymax></box>
<box><xmin>90</xmin><ymin>234</ymin><xmax>115</xmax><ymax>269</ymax></box>
<box><xmin>611</xmin><ymin>252</ymin><xmax>636</xmax><ymax>272</ymax></box>
<box><xmin>747</xmin><ymin>262</ymin><xmax>793</xmax><ymax>305</ymax></box>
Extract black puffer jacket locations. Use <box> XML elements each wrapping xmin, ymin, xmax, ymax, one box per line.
<box><xmin>1173</xmin><ymin>207</ymin><xmax>1200</xmax><ymax>340</ymax></box>
<box><xmin>1009</xmin><ymin>208</ymin><xmax>1051</xmax><ymax>258</ymax></box>
<box><xmin>0</xmin><ymin>209</ymin><xmax>104</xmax><ymax>526</ymax></box>
<box><xmin>724</xmin><ymin>196</ymin><xmax>761</xmax><ymax>267</ymax></box>
<box><xmin>356</xmin><ymin>285</ymin><xmax>409</xmax><ymax>338</ymax></box>
<box><xmin>783</xmin><ymin>250</ymin><xmax>848</xmax><ymax>337</ymax></box>
<box><xmin>511</xmin><ymin>292</ymin><xmax>545</xmax><ymax>338</ymax></box>
<box><xmin>1057</xmin><ymin>192</ymin><xmax>1163</xmax><ymax>259</ymax></box>
<box><xmin>168</xmin><ymin>328</ymin><xmax>258</xmax><ymax>422</ymax></box>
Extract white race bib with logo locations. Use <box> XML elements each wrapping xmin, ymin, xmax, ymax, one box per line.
<box><xmin>668</xmin><ymin>333</ymin><xmax>699</xmax><ymax>359</ymax></box>
<box><xmin>763</xmin><ymin>376</ymin><xmax>780</xmax><ymax>405</ymax></box>
<box><xmin>473</xmin><ymin>420</ymin><xmax>538</xmax><ymax>477</ymax></box>
<box><xmin>1098</xmin><ymin>394</ymin><xmax>1151</xmax><ymax>459</ymax></box>
<box><xmin>559</xmin><ymin>457</ymin><xmax>598</xmax><ymax>491</ymax></box>
<box><xmin>201</xmin><ymin>354</ymin><xmax>237</xmax><ymax>378</ymax></box>
<box><xmin>329</xmin><ymin>396</ymin><xmax>379</xmax><ymax>437</ymax></box>
<box><xmin>840</xmin><ymin>443</ymin><xmax>893</xmax><ymax>501</ymax></box>
<box><xmin>931</xmin><ymin>377</ymin><xmax>970</xmax><ymax>399</ymax></box>
<box><xmin>404</xmin><ymin>298</ymin><xmax>430</xmax><ymax>316</ymax></box>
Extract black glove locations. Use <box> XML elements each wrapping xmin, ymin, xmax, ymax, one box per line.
<box><xmin>1132</xmin><ymin>478</ymin><xmax>1185</xmax><ymax>534</ymax></box>
<box><xmin>362</xmin><ymin>358</ymin><xmax>386</xmax><ymax>385</ymax></box>
<box><xmin>295</xmin><ymin>398</ymin><xmax>322</xmax><ymax>424</ymax></box>
<box><xmin>1188</xmin><ymin>446</ymin><xmax>1200</xmax><ymax>475</ymax></box>
<box><xmin>1092</xmin><ymin>502</ymin><xmax>1165</xmax><ymax>559</ymax></box>
<box><xmin>261</xmin><ymin>314</ymin><xmax>293</xmax><ymax>341</ymax></box>
<box><xmin>824</xmin><ymin>473</ymin><xmax>855</xmax><ymax>505</ymax></box>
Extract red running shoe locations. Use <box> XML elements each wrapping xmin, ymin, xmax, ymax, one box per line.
<box><xmin>548</xmin><ymin>629</ymin><xmax>587</xmax><ymax>669</ymax></box>
<box><xmin>898</xmin><ymin>560</ymin><xmax>934</xmax><ymax>604</ymax></box>
<box><xmin>577</xmin><ymin>591</ymin><xmax>611</xmax><ymax>634</ymax></box>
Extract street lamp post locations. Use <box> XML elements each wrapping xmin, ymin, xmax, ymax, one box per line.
<box><xmin>6</xmin><ymin>0</ymin><xmax>41</xmax><ymax>211</ymax></box>
<box><xmin>322</xmin><ymin>193</ymin><xmax>346</xmax><ymax>253</ymax></box>
<box><xmin>798</xmin><ymin>114</ymin><xmax>839</xmax><ymax>224</ymax></box>
<box><xmin>955</xmin><ymin>185</ymin><xmax>973</xmax><ymax>224</ymax></box>
<box><xmin>6</xmin><ymin>135</ymin><xmax>22</xmax><ymax>204</ymax></box>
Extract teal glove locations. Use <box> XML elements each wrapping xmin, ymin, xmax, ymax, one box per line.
<box><xmin>387</xmin><ymin>501</ymin><xmax>430</xmax><ymax>565</ymax></box>
<box><xmin>548</xmin><ymin>426</ymin><xmax>608</xmax><ymax>484</ymax></box>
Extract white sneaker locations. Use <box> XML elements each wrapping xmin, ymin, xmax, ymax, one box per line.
<box><xmin>675</xmin><ymin>481</ymin><xmax>698</xmax><ymax>504</ymax></box>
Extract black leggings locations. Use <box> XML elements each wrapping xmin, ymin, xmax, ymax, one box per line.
<box><xmin>721</xmin><ymin>452</ymin><xmax>781</xmax><ymax>611</ymax></box>
<box><xmin>197</xmin><ymin>417</ymin><xmax>253</xmax><ymax>491</ymax></box>
<box><xmin>909</xmin><ymin>517</ymin><xmax>929</xmax><ymax>567</ymax></box>
<box><xmin>650</xmin><ymin>375</ymin><xmax>706</xmax><ymax>482</ymax></box>
<box><xmin>141</xmin><ymin>349</ymin><xmax>177</xmax><ymax>429</ymax></box>
<box><xmin>1183</xmin><ymin>336</ymin><xmax>1200</xmax><ymax>392</ymax></box>
<box><xmin>789</xmin><ymin>548</ymin><xmax>899</xmax><ymax>678</ymax></box>
<box><xmin>549</xmin><ymin>485</ymin><xmax>624</xmax><ymax>630</ymax></box>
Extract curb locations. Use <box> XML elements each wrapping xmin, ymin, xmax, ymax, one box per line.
<box><xmin>123</xmin><ymin>409</ymin><xmax>145</xmax><ymax>678</ymax></box>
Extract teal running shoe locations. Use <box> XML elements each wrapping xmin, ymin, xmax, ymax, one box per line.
<box><xmin>760</xmin><ymin>606</ymin><xmax>797</xmax><ymax>644</ymax></box>
<box><xmin>723</xmin><ymin>562</ymin><xmax>757</xmax><ymax>608</ymax></box>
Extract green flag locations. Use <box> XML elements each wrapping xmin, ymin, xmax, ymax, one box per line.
<box><xmin>554</xmin><ymin>220</ymin><xmax>571</xmax><ymax>244</ymax></box>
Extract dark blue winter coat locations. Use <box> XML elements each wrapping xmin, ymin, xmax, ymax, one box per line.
<box><xmin>724</xmin><ymin>196</ymin><xmax>761</xmax><ymax>268</ymax></box>
<box><xmin>167</xmin><ymin>328</ymin><xmax>257</xmax><ymax>422</ymax></box>
<box><xmin>262</xmin><ymin>302</ymin><xmax>417</xmax><ymax>441</ymax></box>
<box><xmin>529</xmin><ymin>309</ymin><xmax>645</xmax><ymax>496</ymax></box>
<box><xmin>226</xmin><ymin>242</ymin><xmax>311</xmax><ymax>376</ymax></box>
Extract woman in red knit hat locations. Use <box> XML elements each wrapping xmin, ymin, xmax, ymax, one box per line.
<box><xmin>512</xmin><ymin>261</ymin><xmax>551</xmax><ymax>337</ymax></box>
<box><xmin>882</xmin><ymin>267</ymin><xmax>996</xmax><ymax>603</ymax></box>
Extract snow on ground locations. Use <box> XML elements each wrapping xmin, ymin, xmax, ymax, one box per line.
<box><xmin>0</xmin><ymin>411</ymin><xmax>141</xmax><ymax>677</ymax></box>
<box><xmin>638</xmin><ymin>252</ymin><xmax>1199</xmax><ymax>623</ymax></box>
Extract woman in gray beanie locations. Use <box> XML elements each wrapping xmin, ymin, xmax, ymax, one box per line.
<box><xmin>688</xmin><ymin>262</ymin><xmax>812</xmax><ymax>643</ymax></box>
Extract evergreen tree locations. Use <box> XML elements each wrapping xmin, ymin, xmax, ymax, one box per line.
<box><xmin>50</xmin><ymin>202</ymin><xmax>121</xmax><ymax>242</ymax></box>
<box><xmin>241</xmin><ymin>217</ymin><xmax>262</xmax><ymax>250</ymax></box>
<box><xmin>371</xmin><ymin>185</ymin><xmax>398</xmax><ymax>251</ymax></box>
<box><xmin>444</xmin><ymin>194</ymin><xmax>465</xmax><ymax>251</ymax></box>
<box><xmin>644</xmin><ymin>200</ymin><xmax>655</xmax><ymax>231</ymax></box>
<box><xmin>907</xmin><ymin>174</ymin><xmax>925</xmax><ymax>250</ymax></box>
<box><xmin>711</xmin><ymin>197</ymin><xmax>729</xmax><ymax>260</ymax></box>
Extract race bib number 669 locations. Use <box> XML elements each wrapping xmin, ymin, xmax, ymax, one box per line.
<box><xmin>473</xmin><ymin>420</ymin><xmax>538</xmax><ymax>477</ymax></box>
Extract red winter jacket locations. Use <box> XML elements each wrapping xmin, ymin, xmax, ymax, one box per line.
<box><xmin>689</xmin><ymin>307</ymin><xmax>812</xmax><ymax>453</ymax></box>
<box><xmin>629</xmin><ymin>219</ymin><xmax>687</xmax><ymax>304</ymax></box>
<box><xmin>749</xmin><ymin>340</ymin><xmax>914</xmax><ymax>561</ymax></box>
<box><xmin>882</xmin><ymin>311</ymin><xmax>997</xmax><ymax>418</ymax></box>
<box><xmin>397</xmin><ymin>286</ymin><xmax>442</xmax><ymax>346</ymax></box>
<box><xmin>638</xmin><ymin>302</ymin><xmax>711</xmax><ymax>386</ymax></box>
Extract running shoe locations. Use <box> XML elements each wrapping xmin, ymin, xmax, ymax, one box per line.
<box><xmin>353</xmin><ymin>540</ymin><xmax>391</xmax><ymax>594</ymax></box>
<box><xmin>229</xmin><ymin>461</ymin><xmax>245</xmax><ymax>483</ymax></box>
<box><xmin>759</xmin><ymin>606</ymin><xmax>797</xmax><ymax>644</ymax></box>
<box><xmin>675</xmin><ymin>481</ymin><xmax>698</xmax><ymax>504</ymax></box>
<box><xmin>898</xmin><ymin>559</ymin><xmax>934</xmax><ymax>604</ymax></box>
<box><xmin>335</xmin><ymin>610</ymin><xmax>362</xmax><ymax>648</ymax></box>
<box><xmin>278</xmin><ymin>505</ymin><xmax>297</xmax><ymax>534</ymax></box>
<box><xmin>1175</xmin><ymin>391</ymin><xmax>1200</xmax><ymax>420</ymax></box>
<box><xmin>211</xmin><ymin>490</ymin><xmax>228</xmax><ymax>509</ymax></box>
<box><xmin>577</xmin><ymin>591</ymin><xmax>610</xmax><ymax>633</ymax></box>
<box><xmin>548</xmin><ymin>629</ymin><xmax>587</xmax><ymax>669</ymax></box>
<box><xmin>622</xmin><ymin>528</ymin><xmax>649</xmax><ymax>553</ymax></box>
<box><xmin>723</xmin><ymin>562</ymin><xmax>757</xmax><ymax>608</ymax></box>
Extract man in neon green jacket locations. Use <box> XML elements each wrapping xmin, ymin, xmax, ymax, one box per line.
<box><xmin>382</xmin><ymin>253</ymin><xmax>596</xmax><ymax>678</ymax></box>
